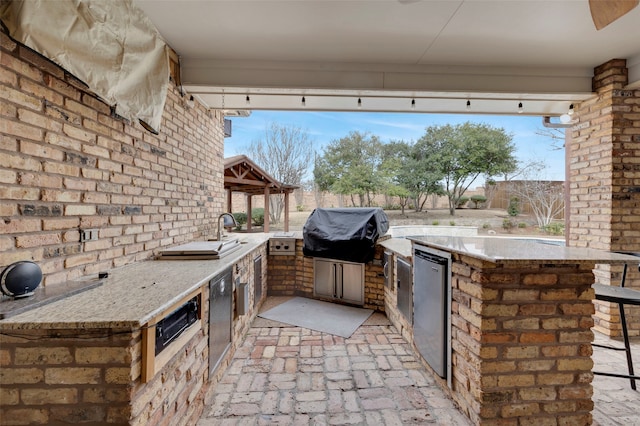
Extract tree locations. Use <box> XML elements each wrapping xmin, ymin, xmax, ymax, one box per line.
<box><xmin>248</xmin><ymin>123</ymin><xmax>313</xmax><ymax>223</ymax></box>
<box><xmin>535</xmin><ymin>127</ymin><xmax>566</xmax><ymax>151</ymax></box>
<box><xmin>418</xmin><ymin>122</ymin><xmax>518</xmax><ymax>215</ymax></box>
<box><xmin>508</xmin><ymin>164</ymin><xmax>565</xmax><ymax>228</ymax></box>
<box><xmin>388</xmin><ymin>139</ymin><xmax>445</xmax><ymax>212</ymax></box>
<box><xmin>484</xmin><ymin>158</ymin><xmax>546</xmax><ymax>209</ymax></box>
<box><xmin>313</xmin><ymin>131</ymin><xmax>384</xmax><ymax>207</ymax></box>
<box><xmin>379</xmin><ymin>141</ymin><xmax>411</xmax><ymax>213</ymax></box>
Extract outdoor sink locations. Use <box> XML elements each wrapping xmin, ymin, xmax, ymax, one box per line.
<box><xmin>157</xmin><ymin>239</ymin><xmax>241</xmax><ymax>260</ymax></box>
<box><xmin>208</xmin><ymin>239</ymin><xmax>239</xmax><ymax>251</ymax></box>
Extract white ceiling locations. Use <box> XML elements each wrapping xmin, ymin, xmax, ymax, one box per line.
<box><xmin>134</xmin><ymin>0</ymin><xmax>640</xmax><ymax>116</ymax></box>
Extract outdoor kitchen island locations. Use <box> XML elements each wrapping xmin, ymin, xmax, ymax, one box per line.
<box><xmin>0</xmin><ymin>235</ymin><xmax>269</xmax><ymax>426</ymax></box>
<box><xmin>382</xmin><ymin>235</ymin><xmax>638</xmax><ymax>426</ymax></box>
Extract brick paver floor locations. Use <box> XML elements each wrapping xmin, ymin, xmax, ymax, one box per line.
<box><xmin>199</xmin><ymin>297</ymin><xmax>640</xmax><ymax>425</ymax></box>
<box><xmin>592</xmin><ymin>331</ymin><xmax>640</xmax><ymax>426</ymax></box>
<box><xmin>198</xmin><ymin>303</ymin><xmax>472</xmax><ymax>425</ymax></box>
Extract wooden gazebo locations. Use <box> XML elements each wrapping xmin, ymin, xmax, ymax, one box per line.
<box><xmin>223</xmin><ymin>155</ymin><xmax>297</xmax><ymax>232</ymax></box>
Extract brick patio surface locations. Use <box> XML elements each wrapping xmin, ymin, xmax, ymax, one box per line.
<box><xmin>592</xmin><ymin>332</ymin><xmax>640</xmax><ymax>426</ymax></box>
<box><xmin>199</xmin><ymin>298</ymin><xmax>640</xmax><ymax>426</ymax></box>
<box><xmin>198</xmin><ymin>311</ymin><xmax>471</xmax><ymax>425</ymax></box>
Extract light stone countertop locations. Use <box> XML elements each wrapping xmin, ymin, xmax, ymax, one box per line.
<box><xmin>378</xmin><ymin>238</ymin><xmax>412</xmax><ymax>259</ymax></box>
<box><xmin>0</xmin><ymin>234</ymin><xmax>270</xmax><ymax>330</ymax></box>
<box><xmin>408</xmin><ymin>235</ymin><xmax>640</xmax><ymax>265</ymax></box>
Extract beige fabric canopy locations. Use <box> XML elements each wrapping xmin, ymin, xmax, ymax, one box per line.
<box><xmin>0</xmin><ymin>0</ymin><xmax>169</xmax><ymax>132</ymax></box>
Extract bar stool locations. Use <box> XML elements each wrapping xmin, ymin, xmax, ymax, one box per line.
<box><xmin>593</xmin><ymin>257</ymin><xmax>640</xmax><ymax>390</ymax></box>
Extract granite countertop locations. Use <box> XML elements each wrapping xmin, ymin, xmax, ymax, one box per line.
<box><xmin>378</xmin><ymin>238</ymin><xmax>412</xmax><ymax>259</ymax></box>
<box><xmin>408</xmin><ymin>236</ymin><xmax>640</xmax><ymax>265</ymax></box>
<box><xmin>0</xmin><ymin>234</ymin><xmax>269</xmax><ymax>330</ymax></box>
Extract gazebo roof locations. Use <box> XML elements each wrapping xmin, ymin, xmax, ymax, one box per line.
<box><xmin>224</xmin><ymin>155</ymin><xmax>297</xmax><ymax>195</ymax></box>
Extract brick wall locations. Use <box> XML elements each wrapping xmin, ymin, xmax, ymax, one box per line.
<box><xmin>131</xmin><ymin>326</ymin><xmax>208</xmax><ymax>426</ymax></box>
<box><xmin>0</xmin><ymin>327</ymin><xmax>138</xmax><ymax>424</ymax></box>
<box><xmin>267</xmin><ymin>240</ymin><xmax>310</xmax><ymax>296</ymax></box>
<box><xmin>1</xmin><ymin>31</ymin><xmax>226</xmax><ymax>286</ymax></box>
<box><xmin>364</xmin><ymin>246</ymin><xmax>385</xmax><ymax>311</ymax></box>
<box><xmin>0</xmin><ymin>29</ymin><xmax>240</xmax><ymax>426</ymax></box>
<box><xmin>568</xmin><ymin>59</ymin><xmax>640</xmax><ymax>336</ymax></box>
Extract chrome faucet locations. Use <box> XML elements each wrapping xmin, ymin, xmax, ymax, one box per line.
<box><xmin>217</xmin><ymin>213</ymin><xmax>238</xmax><ymax>241</ymax></box>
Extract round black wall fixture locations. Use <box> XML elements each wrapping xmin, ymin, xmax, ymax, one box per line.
<box><xmin>0</xmin><ymin>261</ymin><xmax>42</xmax><ymax>298</ymax></box>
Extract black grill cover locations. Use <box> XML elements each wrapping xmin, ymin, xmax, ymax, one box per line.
<box><xmin>302</xmin><ymin>207</ymin><xmax>389</xmax><ymax>263</ymax></box>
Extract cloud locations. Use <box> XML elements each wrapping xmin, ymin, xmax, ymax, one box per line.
<box><xmin>361</xmin><ymin>118</ymin><xmax>426</xmax><ymax>132</ymax></box>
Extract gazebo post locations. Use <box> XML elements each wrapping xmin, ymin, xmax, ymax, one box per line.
<box><xmin>284</xmin><ymin>191</ymin><xmax>290</xmax><ymax>232</ymax></box>
<box><xmin>246</xmin><ymin>194</ymin><xmax>252</xmax><ymax>232</ymax></box>
<box><xmin>224</xmin><ymin>156</ymin><xmax>298</xmax><ymax>235</ymax></box>
<box><xmin>263</xmin><ymin>187</ymin><xmax>270</xmax><ymax>233</ymax></box>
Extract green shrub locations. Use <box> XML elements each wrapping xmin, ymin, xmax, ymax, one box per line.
<box><xmin>432</xmin><ymin>220</ymin><xmax>439</xmax><ymax>226</ymax></box>
<box><xmin>542</xmin><ymin>222</ymin><xmax>565</xmax><ymax>235</ymax></box>
<box><xmin>469</xmin><ymin>195</ymin><xmax>487</xmax><ymax>209</ymax></box>
<box><xmin>482</xmin><ymin>223</ymin><xmax>491</xmax><ymax>229</ymax></box>
<box><xmin>507</xmin><ymin>196</ymin><xmax>520</xmax><ymax>216</ymax></box>
<box><xmin>502</xmin><ymin>218</ymin><xmax>515</xmax><ymax>231</ymax></box>
<box><xmin>384</xmin><ymin>204</ymin><xmax>402</xmax><ymax>210</ymax></box>
<box><xmin>449</xmin><ymin>221</ymin><xmax>456</xmax><ymax>226</ymax></box>
<box><xmin>296</xmin><ymin>205</ymin><xmax>304</xmax><ymax>212</ymax></box>
<box><xmin>252</xmin><ymin>208</ymin><xmax>265</xmax><ymax>226</ymax></box>
<box><xmin>456</xmin><ymin>196</ymin><xmax>470</xmax><ymax>208</ymax></box>
<box><xmin>233</xmin><ymin>212</ymin><xmax>247</xmax><ymax>230</ymax></box>
<box><xmin>518</xmin><ymin>222</ymin><xmax>528</xmax><ymax>228</ymax></box>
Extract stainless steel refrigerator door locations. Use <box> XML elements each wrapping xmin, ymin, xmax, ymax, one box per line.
<box><xmin>413</xmin><ymin>250</ymin><xmax>448</xmax><ymax>378</ymax></box>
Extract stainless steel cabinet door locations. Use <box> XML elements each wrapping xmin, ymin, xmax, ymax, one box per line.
<box><xmin>340</xmin><ymin>262</ymin><xmax>364</xmax><ymax>305</ymax></box>
<box><xmin>209</xmin><ymin>267</ymin><xmax>232</xmax><ymax>376</ymax></box>
<box><xmin>253</xmin><ymin>255</ymin><xmax>262</xmax><ymax>307</ymax></box>
<box><xmin>314</xmin><ymin>258</ymin><xmax>364</xmax><ymax>305</ymax></box>
<box><xmin>314</xmin><ymin>259</ymin><xmax>335</xmax><ymax>298</ymax></box>
<box><xmin>396</xmin><ymin>257</ymin><xmax>412</xmax><ymax>323</ymax></box>
<box><xmin>383</xmin><ymin>251</ymin><xmax>393</xmax><ymax>290</ymax></box>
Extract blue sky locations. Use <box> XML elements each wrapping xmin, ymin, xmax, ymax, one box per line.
<box><xmin>224</xmin><ymin>111</ymin><xmax>565</xmax><ymax>185</ymax></box>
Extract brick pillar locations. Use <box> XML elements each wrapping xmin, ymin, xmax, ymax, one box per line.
<box><xmin>569</xmin><ymin>59</ymin><xmax>640</xmax><ymax>336</ymax></box>
<box><xmin>450</xmin><ymin>257</ymin><xmax>596</xmax><ymax>426</ymax></box>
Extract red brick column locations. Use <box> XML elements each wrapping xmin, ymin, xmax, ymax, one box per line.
<box><xmin>568</xmin><ymin>59</ymin><xmax>640</xmax><ymax>336</ymax></box>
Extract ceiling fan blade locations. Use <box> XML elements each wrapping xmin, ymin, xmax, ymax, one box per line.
<box><xmin>589</xmin><ymin>0</ymin><xmax>639</xmax><ymax>30</ymax></box>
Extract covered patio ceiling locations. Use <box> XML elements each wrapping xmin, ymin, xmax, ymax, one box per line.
<box><xmin>134</xmin><ymin>0</ymin><xmax>640</xmax><ymax>117</ymax></box>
